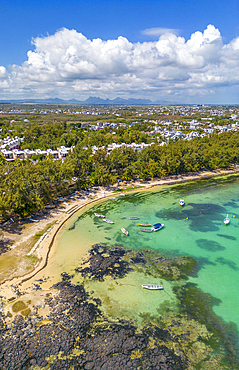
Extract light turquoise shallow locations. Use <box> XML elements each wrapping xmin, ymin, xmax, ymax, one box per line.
<box><xmin>60</xmin><ymin>174</ymin><xmax>239</xmax><ymax>332</ymax></box>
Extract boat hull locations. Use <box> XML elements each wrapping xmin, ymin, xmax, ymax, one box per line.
<box><xmin>151</xmin><ymin>223</ymin><xmax>164</xmax><ymax>231</ymax></box>
<box><xmin>103</xmin><ymin>219</ymin><xmax>114</xmax><ymax>224</ymax></box>
<box><xmin>142</xmin><ymin>284</ymin><xmax>163</xmax><ymax>290</ymax></box>
<box><xmin>140</xmin><ymin>228</ymin><xmax>153</xmax><ymax>232</ymax></box>
<box><xmin>121</xmin><ymin>228</ymin><xmax>129</xmax><ymax>236</ymax></box>
<box><xmin>94</xmin><ymin>213</ymin><xmax>105</xmax><ymax>218</ymax></box>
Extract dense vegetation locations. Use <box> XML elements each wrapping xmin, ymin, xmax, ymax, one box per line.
<box><xmin>0</xmin><ymin>103</ymin><xmax>238</xmax><ymax>219</ymax></box>
<box><xmin>1</xmin><ymin>125</ymin><xmax>239</xmax><ymax>219</ymax></box>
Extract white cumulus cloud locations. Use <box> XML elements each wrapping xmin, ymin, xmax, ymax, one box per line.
<box><xmin>141</xmin><ymin>27</ymin><xmax>180</xmax><ymax>36</ymax></box>
<box><xmin>0</xmin><ymin>24</ymin><xmax>239</xmax><ymax>102</ymax></box>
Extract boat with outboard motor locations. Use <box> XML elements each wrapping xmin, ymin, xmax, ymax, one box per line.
<box><xmin>142</xmin><ymin>284</ymin><xmax>163</xmax><ymax>290</ymax></box>
<box><xmin>151</xmin><ymin>223</ymin><xmax>164</xmax><ymax>231</ymax></box>
<box><xmin>223</xmin><ymin>214</ymin><xmax>230</xmax><ymax>225</ymax></box>
<box><xmin>179</xmin><ymin>199</ymin><xmax>185</xmax><ymax>206</ymax></box>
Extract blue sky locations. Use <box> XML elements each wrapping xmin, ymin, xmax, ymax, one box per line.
<box><xmin>0</xmin><ymin>0</ymin><xmax>239</xmax><ymax>103</ymax></box>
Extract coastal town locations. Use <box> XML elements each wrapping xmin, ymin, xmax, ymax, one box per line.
<box><xmin>1</xmin><ymin>104</ymin><xmax>238</xmax><ymax>161</ymax></box>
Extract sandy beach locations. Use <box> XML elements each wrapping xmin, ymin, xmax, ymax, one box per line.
<box><xmin>1</xmin><ymin>164</ymin><xmax>239</xmax><ymax>298</ymax></box>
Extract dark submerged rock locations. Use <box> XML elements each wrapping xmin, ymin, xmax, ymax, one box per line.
<box><xmin>0</xmin><ymin>244</ymin><xmax>237</xmax><ymax>369</ymax></box>
<box><xmin>75</xmin><ymin>245</ymin><xmax>132</xmax><ymax>281</ymax></box>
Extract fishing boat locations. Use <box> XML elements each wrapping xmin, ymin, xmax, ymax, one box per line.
<box><xmin>94</xmin><ymin>212</ymin><xmax>105</xmax><ymax>218</ymax></box>
<box><xmin>223</xmin><ymin>214</ymin><xmax>230</xmax><ymax>225</ymax></box>
<box><xmin>140</xmin><ymin>228</ymin><xmax>153</xmax><ymax>232</ymax></box>
<box><xmin>103</xmin><ymin>219</ymin><xmax>114</xmax><ymax>224</ymax></box>
<box><xmin>138</xmin><ymin>223</ymin><xmax>151</xmax><ymax>227</ymax></box>
<box><xmin>142</xmin><ymin>284</ymin><xmax>163</xmax><ymax>290</ymax></box>
<box><xmin>121</xmin><ymin>228</ymin><xmax>129</xmax><ymax>236</ymax></box>
<box><xmin>29</xmin><ymin>218</ymin><xmax>39</xmax><ymax>222</ymax></box>
<box><xmin>129</xmin><ymin>216</ymin><xmax>140</xmax><ymax>220</ymax></box>
<box><xmin>179</xmin><ymin>199</ymin><xmax>185</xmax><ymax>206</ymax></box>
<box><xmin>151</xmin><ymin>223</ymin><xmax>164</xmax><ymax>231</ymax></box>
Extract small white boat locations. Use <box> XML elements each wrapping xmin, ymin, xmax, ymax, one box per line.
<box><xmin>142</xmin><ymin>284</ymin><xmax>163</xmax><ymax>290</ymax></box>
<box><xmin>94</xmin><ymin>212</ymin><xmax>105</xmax><ymax>218</ymax></box>
<box><xmin>129</xmin><ymin>217</ymin><xmax>140</xmax><ymax>220</ymax></box>
<box><xmin>223</xmin><ymin>214</ymin><xmax>230</xmax><ymax>225</ymax></box>
<box><xmin>103</xmin><ymin>219</ymin><xmax>114</xmax><ymax>224</ymax></box>
<box><xmin>179</xmin><ymin>199</ymin><xmax>185</xmax><ymax>206</ymax></box>
<box><xmin>121</xmin><ymin>228</ymin><xmax>129</xmax><ymax>236</ymax></box>
<box><xmin>151</xmin><ymin>223</ymin><xmax>164</xmax><ymax>231</ymax></box>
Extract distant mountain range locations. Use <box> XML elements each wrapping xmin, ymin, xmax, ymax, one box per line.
<box><xmin>0</xmin><ymin>96</ymin><xmax>175</xmax><ymax>105</ymax></box>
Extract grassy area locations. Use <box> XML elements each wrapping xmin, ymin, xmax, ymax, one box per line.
<box><xmin>21</xmin><ymin>308</ymin><xmax>31</xmax><ymax>316</ymax></box>
<box><xmin>0</xmin><ymin>222</ymin><xmax>54</xmax><ymax>284</ymax></box>
<box><xmin>33</xmin><ymin>222</ymin><xmax>54</xmax><ymax>241</ymax></box>
<box><xmin>12</xmin><ymin>300</ymin><xmax>27</xmax><ymax>313</ymax></box>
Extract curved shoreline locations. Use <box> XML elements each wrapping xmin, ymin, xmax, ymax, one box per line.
<box><xmin>1</xmin><ymin>165</ymin><xmax>239</xmax><ymax>295</ymax></box>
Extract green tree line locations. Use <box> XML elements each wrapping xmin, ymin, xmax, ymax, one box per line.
<box><xmin>1</xmin><ymin>131</ymin><xmax>239</xmax><ymax>219</ymax></box>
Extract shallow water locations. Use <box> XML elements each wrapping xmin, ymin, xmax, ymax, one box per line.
<box><xmin>50</xmin><ymin>175</ymin><xmax>239</xmax><ymax>335</ymax></box>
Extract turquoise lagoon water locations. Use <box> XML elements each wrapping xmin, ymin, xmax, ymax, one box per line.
<box><xmin>58</xmin><ymin>174</ymin><xmax>239</xmax><ymax>333</ymax></box>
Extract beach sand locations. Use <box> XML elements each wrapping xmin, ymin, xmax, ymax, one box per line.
<box><xmin>1</xmin><ymin>164</ymin><xmax>239</xmax><ymax>299</ymax></box>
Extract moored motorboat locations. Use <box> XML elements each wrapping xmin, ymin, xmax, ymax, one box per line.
<box><xmin>103</xmin><ymin>219</ymin><xmax>114</xmax><ymax>224</ymax></box>
<box><xmin>179</xmin><ymin>199</ymin><xmax>185</xmax><ymax>206</ymax></box>
<box><xmin>151</xmin><ymin>223</ymin><xmax>164</xmax><ymax>231</ymax></box>
<box><xmin>121</xmin><ymin>227</ymin><xmax>129</xmax><ymax>236</ymax></box>
<box><xmin>129</xmin><ymin>216</ymin><xmax>140</xmax><ymax>220</ymax></box>
<box><xmin>138</xmin><ymin>223</ymin><xmax>151</xmax><ymax>227</ymax></box>
<box><xmin>94</xmin><ymin>212</ymin><xmax>105</xmax><ymax>218</ymax></box>
<box><xmin>140</xmin><ymin>228</ymin><xmax>153</xmax><ymax>232</ymax></box>
<box><xmin>142</xmin><ymin>284</ymin><xmax>163</xmax><ymax>290</ymax></box>
<box><xmin>223</xmin><ymin>214</ymin><xmax>230</xmax><ymax>225</ymax></box>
